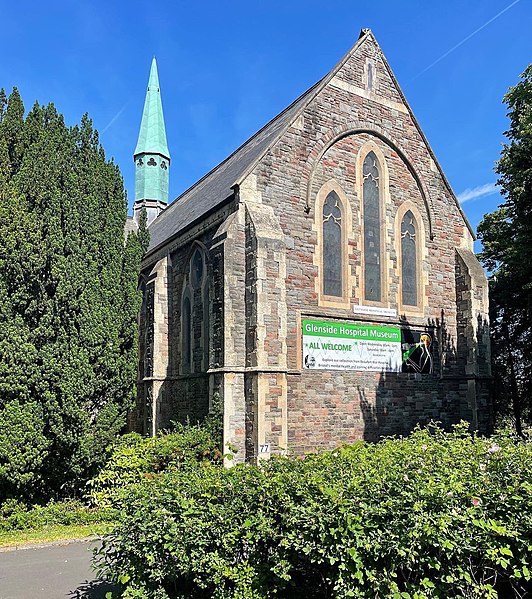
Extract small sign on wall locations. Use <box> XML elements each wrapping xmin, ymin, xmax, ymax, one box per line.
<box><xmin>259</xmin><ymin>444</ymin><xmax>271</xmax><ymax>454</ymax></box>
<box><xmin>353</xmin><ymin>305</ymin><xmax>397</xmax><ymax>318</ymax></box>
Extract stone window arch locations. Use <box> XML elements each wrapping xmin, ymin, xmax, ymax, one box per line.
<box><xmin>314</xmin><ymin>180</ymin><xmax>352</xmax><ymax>308</ymax></box>
<box><xmin>181</xmin><ymin>244</ymin><xmax>210</xmax><ymax>374</ymax></box>
<box><xmin>396</xmin><ymin>202</ymin><xmax>426</xmax><ymax>314</ymax></box>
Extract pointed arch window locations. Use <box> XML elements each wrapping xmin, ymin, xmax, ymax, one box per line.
<box><xmin>181</xmin><ymin>245</ymin><xmax>210</xmax><ymax>374</ymax></box>
<box><xmin>182</xmin><ymin>295</ymin><xmax>192</xmax><ymax>373</ymax></box>
<box><xmin>363</xmin><ymin>151</ymin><xmax>382</xmax><ymax>302</ymax></box>
<box><xmin>401</xmin><ymin>210</ymin><xmax>418</xmax><ymax>306</ymax></box>
<box><xmin>322</xmin><ymin>190</ymin><xmax>343</xmax><ymax>297</ymax></box>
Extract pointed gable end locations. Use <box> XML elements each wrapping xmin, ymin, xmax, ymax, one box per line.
<box><xmin>146</xmin><ymin>29</ymin><xmax>473</xmax><ymax>257</ymax></box>
<box><xmin>317</xmin><ymin>30</ymin><xmax>473</xmax><ymax>239</ymax></box>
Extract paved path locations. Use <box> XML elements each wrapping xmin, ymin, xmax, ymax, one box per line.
<box><xmin>0</xmin><ymin>540</ymin><xmax>119</xmax><ymax>599</ymax></box>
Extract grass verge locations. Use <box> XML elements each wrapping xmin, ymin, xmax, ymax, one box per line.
<box><xmin>0</xmin><ymin>522</ymin><xmax>113</xmax><ymax>548</ymax></box>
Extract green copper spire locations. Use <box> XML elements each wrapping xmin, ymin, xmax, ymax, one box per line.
<box><xmin>134</xmin><ymin>57</ymin><xmax>170</xmax><ymax>157</ymax></box>
<box><xmin>133</xmin><ymin>57</ymin><xmax>170</xmax><ymax>225</ymax></box>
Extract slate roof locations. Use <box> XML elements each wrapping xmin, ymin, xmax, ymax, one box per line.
<box><xmin>146</xmin><ymin>77</ymin><xmax>323</xmax><ymax>254</ymax></box>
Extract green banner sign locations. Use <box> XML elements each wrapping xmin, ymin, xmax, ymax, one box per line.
<box><xmin>302</xmin><ymin>318</ymin><xmax>402</xmax><ymax>371</ymax></box>
<box><xmin>302</xmin><ymin>319</ymin><xmax>401</xmax><ymax>342</ymax></box>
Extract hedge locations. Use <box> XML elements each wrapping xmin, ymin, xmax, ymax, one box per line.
<box><xmin>89</xmin><ymin>416</ymin><xmax>223</xmax><ymax>509</ymax></box>
<box><xmin>0</xmin><ymin>498</ymin><xmax>109</xmax><ymax>533</ymax></box>
<box><xmin>96</xmin><ymin>424</ymin><xmax>532</xmax><ymax>598</ymax></box>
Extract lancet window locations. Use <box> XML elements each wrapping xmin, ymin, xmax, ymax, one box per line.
<box><xmin>401</xmin><ymin>210</ymin><xmax>418</xmax><ymax>307</ymax></box>
<box><xmin>363</xmin><ymin>151</ymin><xmax>382</xmax><ymax>302</ymax></box>
<box><xmin>181</xmin><ymin>246</ymin><xmax>209</xmax><ymax>374</ymax></box>
<box><xmin>322</xmin><ymin>190</ymin><xmax>343</xmax><ymax>297</ymax></box>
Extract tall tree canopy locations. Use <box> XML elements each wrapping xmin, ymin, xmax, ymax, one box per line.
<box><xmin>477</xmin><ymin>65</ymin><xmax>532</xmax><ymax>434</ymax></box>
<box><xmin>0</xmin><ymin>89</ymin><xmax>148</xmax><ymax>500</ymax></box>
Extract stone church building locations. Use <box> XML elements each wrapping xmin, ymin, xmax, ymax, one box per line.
<box><xmin>128</xmin><ymin>30</ymin><xmax>491</xmax><ymax>462</ymax></box>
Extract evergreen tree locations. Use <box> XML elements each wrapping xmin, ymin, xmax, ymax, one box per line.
<box><xmin>0</xmin><ymin>89</ymin><xmax>146</xmax><ymax>500</ymax></box>
<box><xmin>478</xmin><ymin>65</ymin><xmax>532</xmax><ymax>434</ymax></box>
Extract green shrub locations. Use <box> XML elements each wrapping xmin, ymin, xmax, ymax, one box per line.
<box><xmin>90</xmin><ymin>421</ymin><xmax>222</xmax><ymax>509</ymax></box>
<box><xmin>0</xmin><ymin>400</ymin><xmax>50</xmax><ymax>500</ymax></box>
<box><xmin>0</xmin><ymin>498</ymin><xmax>111</xmax><ymax>533</ymax></box>
<box><xmin>96</xmin><ymin>424</ymin><xmax>532</xmax><ymax>598</ymax></box>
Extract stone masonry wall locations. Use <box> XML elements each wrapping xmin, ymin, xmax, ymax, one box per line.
<box><xmin>136</xmin><ymin>201</ymin><xmax>240</xmax><ymax>433</ymax></box>
<box><xmin>247</xmin><ymin>33</ymin><xmax>489</xmax><ymax>455</ymax></box>
<box><xmin>134</xmin><ymin>33</ymin><xmax>490</xmax><ymax>460</ymax></box>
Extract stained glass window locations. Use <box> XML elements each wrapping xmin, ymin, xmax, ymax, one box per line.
<box><xmin>191</xmin><ymin>249</ymin><xmax>204</xmax><ymax>290</ymax></box>
<box><xmin>182</xmin><ymin>295</ymin><xmax>191</xmax><ymax>372</ymax></box>
<box><xmin>363</xmin><ymin>152</ymin><xmax>381</xmax><ymax>301</ymax></box>
<box><xmin>322</xmin><ymin>191</ymin><xmax>343</xmax><ymax>297</ymax></box>
<box><xmin>401</xmin><ymin>210</ymin><xmax>417</xmax><ymax>306</ymax></box>
<box><xmin>183</xmin><ymin>247</ymin><xmax>209</xmax><ymax>373</ymax></box>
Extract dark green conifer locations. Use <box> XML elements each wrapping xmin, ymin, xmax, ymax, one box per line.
<box><xmin>0</xmin><ymin>90</ymin><xmax>146</xmax><ymax>500</ymax></box>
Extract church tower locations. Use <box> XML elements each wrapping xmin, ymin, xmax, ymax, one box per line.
<box><xmin>133</xmin><ymin>57</ymin><xmax>170</xmax><ymax>226</ymax></box>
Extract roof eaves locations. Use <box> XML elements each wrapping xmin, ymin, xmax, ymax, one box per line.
<box><xmin>142</xmin><ymin>190</ymin><xmax>236</xmax><ymax>263</ymax></box>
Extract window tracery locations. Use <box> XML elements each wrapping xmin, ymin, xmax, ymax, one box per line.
<box><xmin>363</xmin><ymin>151</ymin><xmax>382</xmax><ymax>302</ymax></box>
<box><xmin>322</xmin><ymin>191</ymin><xmax>343</xmax><ymax>297</ymax></box>
<box><xmin>401</xmin><ymin>210</ymin><xmax>418</xmax><ymax>307</ymax></box>
<box><xmin>191</xmin><ymin>248</ymin><xmax>204</xmax><ymax>290</ymax></box>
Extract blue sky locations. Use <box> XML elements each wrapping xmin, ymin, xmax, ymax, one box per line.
<box><xmin>1</xmin><ymin>0</ymin><xmax>530</xmax><ymax>241</ymax></box>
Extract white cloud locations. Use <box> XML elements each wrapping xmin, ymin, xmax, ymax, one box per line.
<box><xmin>457</xmin><ymin>183</ymin><xmax>499</xmax><ymax>204</ymax></box>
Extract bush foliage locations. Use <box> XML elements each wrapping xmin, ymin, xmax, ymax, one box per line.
<box><xmin>97</xmin><ymin>424</ymin><xmax>532</xmax><ymax>599</ymax></box>
<box><xmin>0</xmin><ymin>498</ymin><xmax>109</xmax><ymax>533</ymax></box>
<box><xmin>90</xmin><ymin>421</ymin><xmax>223</xmax><ymax>509</ymax></box>
<box><xmin>0</xmin><ymin>88</ymin><xmax>148</xmax><ymax>501</ymax></box>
